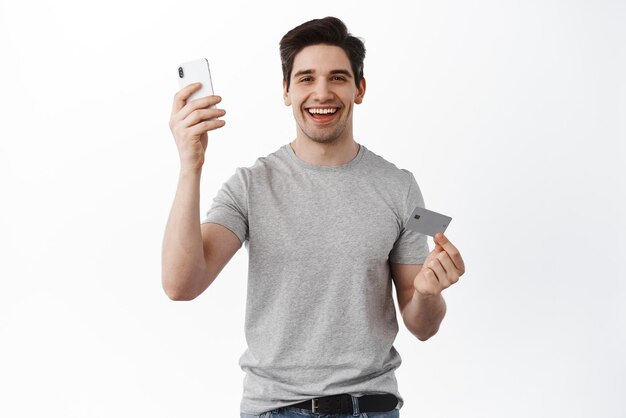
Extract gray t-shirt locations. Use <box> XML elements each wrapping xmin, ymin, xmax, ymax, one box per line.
<box><xmin>201</xmin><ymin>143</ymin><xmax>429</xmax><ymax>415</ymax></box>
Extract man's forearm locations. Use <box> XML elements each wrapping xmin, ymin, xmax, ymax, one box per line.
<box><xmin>402</xmin><ymin>291</ymin><xmax>447</xmax><ymax>341</ymax></box>
<box><xmin>161</xmin><ymin>167</ymin><xmax>207</xmax><ymax>300</ymax></box>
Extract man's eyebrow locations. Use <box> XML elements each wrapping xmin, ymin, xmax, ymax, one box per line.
<box><xmin>292</xmin><ymin>69</ymin><xmax>314</xmax><ymax>78</ymax></box>
<box><xmin>329</xmin><ymin>70</ymin><xmax>353</xmax><ymax>78</ymax></box>
<box><xmin>292</xmin><ymin>69</ymin><xmax>354</xmax><ymax>78</ymax></box>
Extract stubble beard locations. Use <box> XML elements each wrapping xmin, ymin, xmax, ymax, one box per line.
<box><xmin>296</xmin><ymin>107</ymin><xmax>351</xmax><ymax>144</ymax></box>
<box><xmin>300</xmin><ymin>123</ymin><xmax>345</xmax><ymax>144</ymax></box>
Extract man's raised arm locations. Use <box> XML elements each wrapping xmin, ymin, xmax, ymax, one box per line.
<box><xmin>161</xmin><ymin>83</ymin><xmax>239</xmax><ymax>300</ymax></box>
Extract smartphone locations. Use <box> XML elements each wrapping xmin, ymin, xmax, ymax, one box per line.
<box><xmin>177</xmin><ymin>58</ymin><xmax>215</xmax><ymax>104</ymax></box>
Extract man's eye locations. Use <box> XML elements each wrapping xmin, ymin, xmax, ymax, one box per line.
<box><xmin>332</xmin><ymin>76</ymin><xmax>346</xmax><ymax>81</ymax></box>
<box><xmin>299</xmin><ymin>77</ymin><xmax>313</xmax><ymax>82</ymax></box>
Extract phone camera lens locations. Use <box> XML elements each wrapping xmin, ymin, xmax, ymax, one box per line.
<box><xmin>178</xmin><ymin>67</ymin><xmax>184</xmax><ymax>78</ymax></box>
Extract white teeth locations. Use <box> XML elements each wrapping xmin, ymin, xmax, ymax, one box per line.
<box><xmin>308</xmin><ymin>108</ymin><xmax>338</xmax><ymax>115</ymax></box>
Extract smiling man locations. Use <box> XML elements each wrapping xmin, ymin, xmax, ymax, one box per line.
<box><xmin>163</xmin><ymin>16</ymin><xmax>465</xmax><ymax>418</ymax></box>
<box><xmin>285</xmin><ymin>43</ymin><xmax>364</xmax><ymax>151</ymax></box>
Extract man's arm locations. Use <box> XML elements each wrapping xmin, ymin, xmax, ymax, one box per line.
<box><xmin>162</xmin><ymin>83</ymin><xmax>239</xmax><ymax>301</ymax></box>
<box><xmin>161</xmin><ymin>168</ymin><xmax>242</xmax><ymax>301</ymax></box>
<box><xmin>391</xmin><ymin>263</ymin><xmax>446</xmax><ymax>341</ymax></box>
<box><xmin>391</xmin><ymin>233</ymin><xmax>466</xmax><ymax>341</ymax></box>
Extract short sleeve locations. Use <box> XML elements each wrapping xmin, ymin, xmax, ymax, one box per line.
<box><xmin>201</xmin><ymin>168</ymin><xmax>249</xmax><ymax>245</ymax></box>
<box><xmin>389</xmin><ymin>170</ymin><xmax>430</xmax><ymax>264</ymax></box>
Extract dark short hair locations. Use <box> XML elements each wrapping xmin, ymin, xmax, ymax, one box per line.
<box><xmin>279</xmin><ymin>16</ymin><xmax>366</xmax><ymax>91</ymax></box>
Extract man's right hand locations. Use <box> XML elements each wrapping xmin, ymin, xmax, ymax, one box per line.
<box><xmin>169</xmin><ymin>82</ymin><xmax>226</xmax><ymax>171</ymax></box>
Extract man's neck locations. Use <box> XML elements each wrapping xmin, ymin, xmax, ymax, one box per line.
<box><xmin>289</xmin><ymin>137</ymin><xmax>360</xmax><ymax>167</ymax></box>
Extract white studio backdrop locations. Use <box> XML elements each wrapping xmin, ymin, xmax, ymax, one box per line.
<box><xmin>1</xmin><ymin>0</ymin><xmax>624</xmax><ymax>417</ymax></box>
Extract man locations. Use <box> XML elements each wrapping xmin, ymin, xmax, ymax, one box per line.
<box><xmin>162</xmin><ymin>16</ymin><xmax>466</xmax><ymax>418</ymax></box>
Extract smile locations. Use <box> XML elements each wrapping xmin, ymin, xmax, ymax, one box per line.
<box><xmin>307</xmin><ymin>107</ymin><xmax>338</xmax><ymax>115</ymax></box>
<box><xmin>305</xmin><ymin>106</ymin><xmax>340</xmax><ymax>123</ymax></box>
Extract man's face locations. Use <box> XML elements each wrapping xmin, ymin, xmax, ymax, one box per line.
<box><xmin>283</xmin><ymin>44</ymin><xmax>366</xmax><ymax>144</ymax></box>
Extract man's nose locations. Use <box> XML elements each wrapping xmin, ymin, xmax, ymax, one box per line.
<box><xmin>312</xmin><ymin>80</ymin><xmax>333</xmax><ymax>101</ymax></box>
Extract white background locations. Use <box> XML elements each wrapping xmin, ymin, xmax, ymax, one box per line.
<box><xmin>1</xmin><ymin>0</ymin><xmax>624</xmax><ymax>417</ymax></box>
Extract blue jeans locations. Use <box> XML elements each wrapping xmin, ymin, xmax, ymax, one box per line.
<box><xmin>240</xmin><ymin>395</ymin><xmax>400</xmax><ymax>418</ymax></box>
<box><xmin>241</xmin><ymin>408</ymin><xmax>399</xmax><ymax>418</ymax></box>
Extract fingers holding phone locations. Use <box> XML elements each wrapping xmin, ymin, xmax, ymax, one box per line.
<box><xmin>169</xmin><ymin>59</ymin><xmax>225</xmax><ymax>171</ymax></box>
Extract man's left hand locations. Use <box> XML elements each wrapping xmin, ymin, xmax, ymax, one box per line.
<box><xmin>413</xmin><ymin>233</ymin><xmax>466</xmax><ymax>297</ymax></box>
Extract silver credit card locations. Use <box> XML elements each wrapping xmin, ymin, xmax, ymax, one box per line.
<box><xmin>406</xmin><ymin>206</ymin><xmax>452</xmax><ymax>237</ymax></box>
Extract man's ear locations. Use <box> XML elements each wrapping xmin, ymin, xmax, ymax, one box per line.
<box><xmin>354</xmin><ymin>77</ymin><xmax>366</xmax><ymax>104</ymax></box>
<box><xmin>283</xmin><ymin>80</ymin><xmax>291</xmax><ymax>106</ymax></box>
